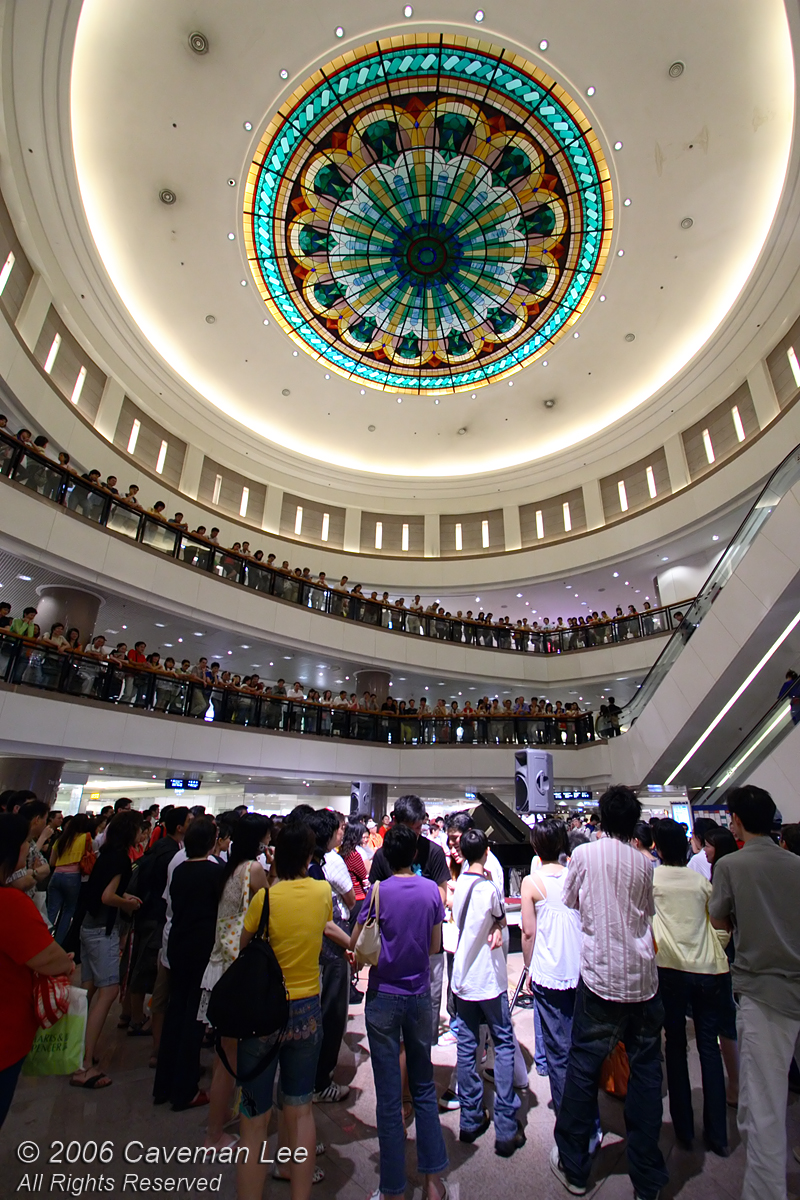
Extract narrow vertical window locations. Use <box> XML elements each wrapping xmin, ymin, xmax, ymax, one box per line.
<box><xmin>481</xmin><ymin>519</ymin><xmax>490</xmax><ymax>548</ymax></box>
<box><xmin>212</xmin><ymin>474</ymin><xmax>223</xmax><ymax>505</ymax></box>
<box><xmin>788</xmin><ymin>346</ymin><xmax>800</xmax><ymax>387</ymax></box>
<box><xmin>562</xmin><ymin>501</ymin><xmax>572</xmax><ymax>532</ymax></box>
<box><xmin>702</xmin><ymin>429</ymin><xmax>715</xmax><ymax>464</ymax></box>
<box><xmin>321</xmin><ymin>512</ymin><xmax>330</xmax><ymax>542</ymax></box>
<box><xmin>455</xmin><ymin>522</ymin><xmax>463</xmax><ymax>551</ymax></box>
<box><xmin>155</xmin><ymin>440</ymin><xmax>168</xmax><ymax>475</ymax></box>
<box><xmin>127</xmin><ymin>419</ymin><xmax>141</xmax><ymax>455</ymax></box>
<box><xmin>401</xmin><ymin>523</ymin><xmax>409</xmax><ymax>552</ymax></box>
<box><xmin>646</xmin><ymin>465</ymin><xmax>657</xmax><ymax>499</ymax></box>
<box><xmin>294</xmin><ymin>505</ymin><xmax>303</xmax><ymax>535</ymax></box>
<box><xmin>618</xmin><ymin>480</ymin><xmax>629</xmax><ymax>512</ymax></box>
<box><xmin>731</xmin><ymin>405</ymin><xmax>746</xmax><ymax>443</ymax></box>
<box><xmin>239</xmin><ymin>486</ymin><xmax>249</xmax><ymax>518</ymax></box>
<box><xmin>535</xmin><ymin>510</ymin><xmax>544</xmax><ymax>540</ymax></box>
<box><xmin>0</xmin><ymin>251</ymin><xmax>15</xmax><ymax>295</ymax></box>
<box><xmin>44</xmin><ymin>333</ymin><xmax>61</xmax><ymax>374</ymax></box>
<box><xmin>374</xmin><ymin>521</ymin><xmax>383</xmax><ymax>550</ymax></box>
<box><xmin>70</xmin><ymin>366</ymin><xmax>87</xmax><ymax>406</ymax></box>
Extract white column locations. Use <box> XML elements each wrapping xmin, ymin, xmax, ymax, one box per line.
<box><xmin>581</xmin><ymin>479</ymin><xmax>605</xmax><ymax>530</ymax></box>
<box><xmin>343</xmin><ymin>507</ymin><xmax>361</xmax><ymax>552</ymax></box>
<box><xmin>178</xmin><ymin>443</ymin><xmax>204</xmax><ymax>499</ymax></box>
<box><xmin>747</xmin><ymin>359</ymin><xmax>780</xmax><ymax>429</ymax></box>
<box><xmin>262</xmin><ymin>484</ymin><xmax>283</xmax><ymax>534</ymax></box>
<box><xmin>15</xmin><ymin>274</ymin><xmax>52</xmax><ymax>351</ymax></box>
<box><xmin>424</xmin><ymin>513</ymin><xmax>440</xmax><ymax>558</ymax></box>
<box><xmin>93</xmin><ymin>378</ymin><xmax>125</xmax><ymax>442</ymax></box>
<box><xmin>502</xmin><ymin>504</ymin><xmax>522</xmax><ymax>550</ymax></box>
<box><xmin>664</xmin><ymin>433</ymin><xmax>691</xmax><ymax>492</ymax></box>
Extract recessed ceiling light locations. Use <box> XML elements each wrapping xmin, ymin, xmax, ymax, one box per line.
<box><xmin>508</xmin><ymin>380</ymin><xmax>514</xmax><ymax>386</ymax></box>
<box><xmin>164</xmin><ymin>643</ymin><xmax>173</xmax><ymax>647</ymax></box>
<box><xmin>586</xmin><ymin>86</ymin><xmax>596</xmax><ymax>96</ymax></box>
<box><xmin>476</xmin><ymin>597</ymin><xmax>481</xmax><ymax>602</ymax></box>
<box><xmin>516</xmin><ymin>593</ymin><xmax>523</xmax><ymax>598</ymax></box>
<box><xmin>680</xmin><ymin>217</ymin><xmax>694</xmax><ymax>230</ymax></box>
<box><xmin>205</xmin><ymin>314</ymin><xmax>216</xmax><ymax>324</ymax></box>
<box><xmin>368</xmin><ymin>424</ymin><xmax>376</xmax><ymax>431</ymax></box>
<box><xmin>404</xmin><ymin>3</ymin><xmax>413</xmax><ymax>14</ymax></box>
<box><xmin>613</xmin><ymin>571</ymin><xmax>619</xmax><ymax>577</ymax></box>
<box><xmin>324</xmin><ymin>373</ymin><xmax>330</xmax><ymax>379</ymax></box>
<box><xmin>539</xmin><ymin>39</ymin><xmax>548</xmax><ymax>50</ymax></box>
<box><xmin>474</xmin><ymin>9</ymin><xmax>485</xmax><ymax>21</ymax></box>
<box><xmin>263</xmin><ymin>318</ymin><xmax>270</xmax><ymax>326</ymax></box>
<box><xmin>155</xmin><ymin>622</ymin><xmax>165</xmax><ymax>628</ymax></box>
<box><xmin>243</xmin><ymin>121</ymin><xmax>253</xmax><ymax>131</ymax></box>
<box><xmin>335</xmin><ymin>26</ymin><xmax>344</xmax><ymax>37</ymax></box>
<box><xmin>292</xmin><ymin>350</ymin><xmax>298</xmax><ymax>356</ymax></box>
<box><xmin>396</xmin><ymin>396</ymin><xmax>402</xmax><ymax>403</ymax></box>
<box><xmin>542</xmin><ymin>359</ymin><xmax>548</xmax><ymax>366</ymax></box>
<box><xmin>669</xmin><ymin>61</ymin><xmax>685</xmax><ymax>78</ymax></box>
<box><xmin>617</xmin><ymin>249</ymin><xmax>624</xmax><ymax>257</ymax></box>
<box><xmin>614</xmin><ymin>141</ymin><xmax>623</xmax><ymax>150</ymax></box>
<box><xmin>282</xmin><ymin>388</ymin><xmax>290</xmax><ymax>396</ymax></box>
<box><xmin>280</xmin><ymin>69</ymin><xmax>289</xmax><ymax>79</ymax></box>
<box><xmin>159</xmin><ymin>188</ymin><xmax>176</xmax><ymax>205</ymax></box>
<box><xmin>624</xmin><ymin>332</ymin><xmax>636</xmax><ymax>342</ymax></box>
<box><xmin>712</xmin><ymin>534</ymin><xmax>720</xmax><ymax>542</ymax></box>
<box><xmin>543</xmin><ymin>397</ymin><xmax>556</xmax><ymax>409</ymax></box>
<box><xmin>662</xmin><ymin>556</ymin><xmax>669</xmax><ymax>561</ymax></box>
<box><xmin>193</xmin><ymin>631</ymin><xmax>204</xmax><ymax>637</ymax></box>
<box><xmin>241</xmin><ymin>645</ymin><xmax>250</xmax><ymax>649</ymax></box>
<box><xmin>434</xmin><ymin>398</ymin><xmax>440</xmax><ymax>404</ymax></box>
<box><xmin>17</xmin><ymin>574</ymin><xmax>31</xmax><ymax>581</ymax></box>
<box><xmin>189</xmin><ymin>31</ymin><xmax>209</xmax><ymax>54</ymax></box>
<box><xmin>360</xmin><ymin>389</ymin><xmax>366</xmax><ymax>394</ymax></box>
<box><xmin>228</xmin><ymin>178</ymin><xmax>236</xmax><ymax>187</ymax></box>
<box><xmin>599</xmin><ymin>294</ymin><xmax>606</xmax><ymax>302</ymax></box>
<box><xmin>457</xmin><ymin>426</ymin><xmax>467</xmax><ymax>435</ymax></box>
<box><xmin>240</xmin><ymin>279</ymin><xmax>247</xmax><ymax>286</ymax></box>
<box><xmin>283</xmin><ymin>655</ymin><xmax>292</xmax><ymax>660</ymax></box>
<box><xmin>623</xmin><ymin>197</ymin><xmax>632</xmax><ymax>207</ymax></box>
<box><xmin>573</xmin><ymin>331</ymin><xmax>579</xmax><ymax>339</ymax></box>
<box><xmin>227</xmin><ymin>232</ymin><xmax>235</xmax><ymax>240</ymax></box>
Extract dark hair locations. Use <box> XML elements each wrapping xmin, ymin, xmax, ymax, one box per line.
<box><xmin>383</xmin><ymin>824</ymin><xmax>419</xmax><ymax>871</ymax></box>
<box><xmin>113</xmin><ymin>797</ymin><xmax>133</xmax><ymax>814</ymax></box>
<box><xmin>531</xmin><ymin>818</ymin><xmax>569</xmax><ymax>863</ymax></box>
<box><xmin>704</xmin><ymin>827</ymin><xmax>739</xmax><ymax>874</ymax></box>
<box><xmin>164</xmin><ymin>805</ymin><xmax>189</xmax><ymax>835</ymax></box>
<box><xmin>274</xmin><ymin>823</ymin><xmax>315</xmax><ymax>880</ymax></box>
<box><xmin>568</xmin><ymin>828</ymin><xmax>589</xmax><ymax>853</ymax></box>
<box><xmin>598</xmin><ymin>785</ymin><xmax>641</xmax><ymax>840</ymax></box>
<box><xmin>726</xmin><ymin>785</ymin><xmax>776</xmax><ymax>835</ymax></box>
<box><xmin>101</xmin><ymin>811</ymin><xmax>140</xmax><ymax>854</ymax></box>
<box><xmin>184</xmin><ymin>816</ymin><xmax>217</xmax><ymax>858</ymax></box>
<box><xmin>781</xmin><ymin>824</ymin><xmax>800</xmax><ymax>856</ymax></box>
<box><xmin>224</xmin><ymin>813</ymin><xmax>271</xmax><ymax>882</ymax></box>
<box><xmin>341</xmin><ymin>821</ymin><xmax>367</xmax><ymax>857</ymax></box>
<box><xmin>284</xmin><ymin>803</ymin><xmax>315</xmax><ymax>828</ymax></box>
<box><xmin>393</xmin><ymin>794</ymin><xmax>425</xmax><ymax>826</ymax></box>
<box><xmin>693</xmin><ymin>817</ymin><xmax>719</xmax><ymax>841</ymax></box>
<box><xmin>18</xmin><ymin>799</ymin><xmax>49</xmax><ymax>827</ymax></box>
<box><xmin>445</xmin><ymin>811</ymin><xmax>473</xmax><ymax>834</ymax></box>
<box><xmin>461</xmin><ymin>828</ymin><xmax>489</xmax><ymax>864</ymax></box>
<box><xmin>52</xmin><ymin>813</ymin><xmax>91</xmax><ymax>860</ymax></box>
<box><xmin>652</xmin><ymin>818</ymin><xmax>689</xmax><ymax>867</ymax></box>
<box><xmin>308</xmin><ymin>810</ymin><xmax>340</xmax><ymax>861</ymax></box>
<box><xmin>0</xmin><ymin>812</ymin><xmax>29</xmax><ymax>882</ymax></box>
<box><xmin>633</xmin><ymin>821</ymin><xmax>654</xmax><ymax>850</ymax></box>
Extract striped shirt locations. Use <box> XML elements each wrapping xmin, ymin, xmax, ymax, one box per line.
<box><xmin>563</xmin><ymin>836</ymin><xmax>657</xmax><ymax>1003</ymax></box>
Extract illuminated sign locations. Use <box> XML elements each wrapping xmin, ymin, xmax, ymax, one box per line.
<box><xmin>165</xmin><ymin>778</ymin><xmax>201</xmax><ymax>790</ymax></box>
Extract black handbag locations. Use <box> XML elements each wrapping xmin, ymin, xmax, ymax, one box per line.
<box><xmin>206</xmin><ymin>886</ymin><xmax>290</xmax><ymax>1080</ymax></box>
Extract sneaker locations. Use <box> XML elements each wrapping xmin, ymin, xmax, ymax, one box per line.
<box><xmin>437</xmin><ymin>1030</ymin><xmax>457</xmax><ymax>1046</ymax></box>
<box><xmin>313</xmin><ymin>1082</ymin><xmax>350</xmax><ymax>1103</ymax></box>
<box><xmin>549</xmin><ymin>1145</ymin><xmax>589</xmax><ymax>1195</ymax></box>
<box><xmin>460</xmin><ymin>1110</ymin><xmax>491</xmax><ymax>1143</ymax></box>
<box><xmin>438</xmin><ymin>1088</ymin><xmax>461</xmax><ymax>1111</ymax></box>
<box><xmin>495</xmin><ymin>1121</ymin><xmax>526</xmax><ymax>1158</ymax></box>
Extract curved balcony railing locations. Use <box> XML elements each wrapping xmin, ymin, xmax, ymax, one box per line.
<box><xmin>0</xmin><ymin>431</ymin><xmax>688</xmax><ymax>655</ymax></box>
<box><xmin>0</xmin><ymin>633</ymin><xmax>597</xmax><ymax>747</ymax></box>
<box><xmin>621</xmin><ymin>440</ymin><xmax>800</xmax><ymax>730</ymax></box>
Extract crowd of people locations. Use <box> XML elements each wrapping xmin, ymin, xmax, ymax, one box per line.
<box><xmin>0</xmin><ymin>599</ymin><xmax>603</xmax><ymax>742</ymax></box>
<box><xmin>2</xmin><ymin>782</ymin><xmax>800</xmax><ymax>1199</ymax></box>
<box><xmin>0</xmin><ymin>417</ymin><xmax>684</xmax><ymax>648</ymax></box>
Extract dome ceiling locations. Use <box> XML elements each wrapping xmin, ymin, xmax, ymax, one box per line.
<box><xmin>33</xmin><ymin>0</ymin><xmax>794</xmax><ymax>479</ymax></box>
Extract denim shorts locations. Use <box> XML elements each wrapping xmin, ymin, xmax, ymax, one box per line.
<box><xmin>238</xmin><ymin>994</ymin><xmax>322</xmax><ymax>1116</ymax></box>
<box><xmin>80</xmin><ymin>921</ymin><xmax>120</xmax><ymax>989</ymax></box>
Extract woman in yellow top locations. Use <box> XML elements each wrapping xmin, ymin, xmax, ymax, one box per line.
<box><xmin>47</xmin><ymin>813</ymin><xmax>91</xmax><ymax>944</ymax></box>
<box><xmin>236</xmin><ymin>822</ymin><xmax>335</xmax><ymax>1200</ymax></box>
<box><xmin>651</xmin><ymin>819</ymin><xmax>730</xmax><ymax>1157</ymax></box>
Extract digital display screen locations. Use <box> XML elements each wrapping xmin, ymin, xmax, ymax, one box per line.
<box><xmin>554</xmin><ymin>790</ymin><xmax>593</xmax><ymax>801</ymax></box>
<box><xmin>165</xmin><ymin>778</ymin><xmax>201</xmax><ymax>790</ymax></box>
<box><xmin>671</xmin><ymin>802</ymin><xmax>693</xmax><ymax>831</ymax></box>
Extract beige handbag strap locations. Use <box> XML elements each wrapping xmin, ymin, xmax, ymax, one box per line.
<box><xmin>364</xmin><ymin>879</ymin><xmax>380</xmax><ymax>922</ymax></box>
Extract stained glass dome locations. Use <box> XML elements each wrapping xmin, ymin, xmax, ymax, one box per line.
<box><xmin>245</xmin><ymin>36</ymin><xmax>613</xmax><ymax>394</ymax></box>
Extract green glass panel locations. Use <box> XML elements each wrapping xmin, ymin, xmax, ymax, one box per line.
<box><xmin>313</xmin><ymin>163</ymin><xmax>350</xmax><ymax>201</ymax></box>
<box><xmin>362</xmin><ymin>119</ymin><xmax>399</xmax><ymax>164</ymax></box>
<box><xmin>297</xmin><ymin>226</ymin><xmax>331</xmax><ymax>255</ymax></box>
<box><xmin>491</xmin><ymin>145</ymin><xmax>531</xmax><ymax>186</ymax></box>
<box><xmin>436</xmin><ymin>113</ymin><xmax>473</xmax><ymax>158</ymax></box>
<box><xmin>524</xmin><ymin>206</ymin><xmax>557</xmax><ymax>236</ymax></box>
<box><xmin>397</xmin><ymin>334</ymin><xmax>420</xmax><ymax>359</ymax></box>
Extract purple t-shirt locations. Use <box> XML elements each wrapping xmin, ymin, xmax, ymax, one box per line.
<box><xmin>358</xmin><ymin>874</ymin><xmax>445</xmax><ymax>995</ymax></box>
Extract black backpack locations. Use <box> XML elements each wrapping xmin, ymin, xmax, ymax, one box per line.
<box><xmin>206</xmin><ymin>886</ymin><xmax>290</xmax><ymax>1080</ymax></box>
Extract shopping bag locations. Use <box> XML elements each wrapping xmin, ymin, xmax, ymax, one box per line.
<box><xmin>33</xmin><ymin>973</ymin><xmax>71</xmax><ymax>1028</ymax></box>
<box><xmin>22</xmin><ymin>986</ymin><xmax>87</xmax><ymax>1076</ymax></box>
<box><xmin>599</xmin><ymin>1041</ymin><xmax>630</xmax><ymax>1097</ymax></box>
<box><xmin>354</xmin><ymin>882</ymin><xmax>382</xmax><ymax>966</ymax></box>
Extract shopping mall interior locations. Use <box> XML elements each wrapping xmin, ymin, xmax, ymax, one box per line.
<box><xmin>1</xmin><ymin>1</ymin><xmax>800</xmax><ymax>1197</ymax></box>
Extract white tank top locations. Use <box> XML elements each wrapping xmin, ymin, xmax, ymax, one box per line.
<box><xmin>529</xmin><ymin>869</ymin><xmax>582</xmax><ymax>990</ymax></box>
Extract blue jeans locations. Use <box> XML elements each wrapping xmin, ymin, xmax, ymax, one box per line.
<box><xmin>238</xmin><ymin>996</ymin><xmax>323</xmax><ymax>1116</ymax></box>
<box><xmin>456</xmin><ymin>992</ymin><xmax>519</xmax><ymax>1142</ymax></box>
<box><xmin>555</xmin><ymin>981</ymin><xmax>668</xmax><ymax>1200</ymax></box>
<box><xmin>47</xmin><ymin>871</ymin><xmax>82</xmax><ymax>945</ymax></box>
<box><xmin>365</xmin><ymin>989</ymin><xmax>448</xmax><ymax>1196</ymax></box>
<box><xmin>659</xmin><ymin>967</ymin><xmax>728</xmax><ymax>1149</ymax></box>
<box><xmin>530</xmin><ymin>983</ymin><xmax>576</xmax><ymax>1113</ymax></box>
<box><xmin>533</xmin><ymin>997</ymin><xmax>549</xmax><ymax>1075</ymax></box>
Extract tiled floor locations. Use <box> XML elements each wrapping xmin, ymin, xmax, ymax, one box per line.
<box><xmin>4</xmin><ymin>957</ymin><xmax>800</xmax><ymax>1199</ymax></box>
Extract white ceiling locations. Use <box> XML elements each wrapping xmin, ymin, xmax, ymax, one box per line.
<box><xmin>55</xmin><ymin>0</ymin><xmax>794</xmax><ymax>479</ymax></box>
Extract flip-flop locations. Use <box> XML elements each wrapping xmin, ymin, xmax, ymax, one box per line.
<box><xmin>127</xmin><ymin>1022</ymin><xmax>151</xmax><ymax>1037</ymax></box>
<box><xmin>272</xmin><ymin>1165</ymin><xmax>325</xmax><ymax>1184</ymax></box>
<box><xmin>70</xmin><ymin>1072</ymin><xmax>112</xmax><ymax>1089</ymax></box>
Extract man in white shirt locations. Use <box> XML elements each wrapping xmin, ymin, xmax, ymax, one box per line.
<box><xmin>452</xmin><ymin>829</ymin><xmax>524</xmax><ymax>1158</ymax></box>
<box><xmin>550</xmin><ymin>785</ymin><xmax>667</xmax><ymax>1200</ymax></box>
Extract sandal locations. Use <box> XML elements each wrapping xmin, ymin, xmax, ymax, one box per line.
<box><xmin>272</xmin><ymin>1165</ymin><xmax>325</xmax><ymax>1184</ymax></box>
<box><xmin>70</xmin><ymin>1070</ymin><xmax>112</xmax><ymax>1090</ymax></box>
<box><xmin>117</xmin><ymin>1015</ymin><xmax>131</xmax><ymax>1029</ymax></box>
<box><xmin>127</xmin><ymin>1021</ymin><xmax>151</xmax><ymax>1037</ymax></box>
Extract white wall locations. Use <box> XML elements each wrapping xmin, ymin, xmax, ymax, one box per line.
<box><xmin>741</xmin><ymin>720</ymin><xmax>800</xmax><ymax>821</ymax></box>
<box><xmin>656</xmin><ymin>549</ymin><xmax>723</xmax><ymax>606</ymax></box>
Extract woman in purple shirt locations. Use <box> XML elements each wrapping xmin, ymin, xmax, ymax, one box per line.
<box><xmin>351</xmin><ymin>824</ymin><xmax>448</xmax><ymax>1200</ymax></box>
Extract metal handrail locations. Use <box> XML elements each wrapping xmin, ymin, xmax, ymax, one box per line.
<box><xmin>0</xmin><ymin>432</ymin><xmax>688</xmax><ymax>656</ymax></box>
<box><xmin>693</xmin><ymin>686</ymin><xmax>800</xmax><ymax>807</ymax></box>
<box><xmin>0</xmin><ymin>631</ymin><xmax>597</xmax><ymax>747</ymax></box>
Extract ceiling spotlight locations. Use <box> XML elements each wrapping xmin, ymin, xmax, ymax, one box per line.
<box><xmin>457</xmin><ymin>426</ymin><xmax>467</xmax><ymax>435</ymax></box>
<box><xmin>680</xmin><ymin>216</ymin><xmax>694</xmax><ymax>229</ymax></box>
<box><xmin>227</xmin><ymin>178</ymin><xmax>236</xmax><ymax>187</ymax></box>
<box><xmin>434</xmin><ymin>398</ymin><xmax>440</xmax><ymax>404</ymax></box>
<box><xmin>324</xmin><ymin>372</ymin><xmax>330</xmax><ymax>379</ymax></box>
<box><xmin>586</xmin><ymin>86</ymin><xmax>596</xmax><ymax>96</ymax></box>
<box><xmin>404</xmin><ymin>3</ymin><xmax>413</xmax><ymax>14</ymax></box>
<box><xmin>474</xmin><ymin>9</ymin><xmax>485</xmax><ymax>21</ymax></box>
<box><xmin>335</xmin><ymin>25</ymin><xmax>345</xmax><ymax>37</ymax></box>
<box><xmin>205</xmin><ymin>314</ymin><xmax>216</xmax><ymax>324</ymax></box>
<box><xmin>516</xmin><ymin>593</ymin><xmax>523</xmax><ymax>598</ymax></box>
<box><xmin>542</xmin><ymin>359</ymin><xmax>548</xmax><ymax>366</ymax></box>
<box><xmin>396</xmin><ymin>396</ymin><xmax>402</xmax><ymax>403</ymax></box>
<box><xmin>360</xmin><ymin>388</ymin><xmax>366</xmax><ymax>394</ymax></box>
<box><xmin>281</xmin><ymin>388</ymin><xmax>291</xmax><ymax>396</ymax></box>
<box><xmin>613</xmin><ymin>571</ymin><xmax>619</xmax><ymax>577</ymax></box>
<box><xmin>243</xmin><ymin>121</ymin><xmax>253</xmax><ymax>130</ymax></box>
<box><xmin>712</xmin><ymin>534</ymin><xmax>720</xmax><ymax>541</ymax></box>
<box><xmin>292</xmin><ymin>349</ymin><xmax>298</xmax><ymax>356</ymax></box>
<box><xmin>227</xmin><ymin>232</ymin><xmax>235</xmax><ymax>240</ymax></box>
<box><xmin>508</xmin><ymin>380</ymin><xmax>514</xmax><ymax>386</ymax></box>
<box><xmin>614</xmin><ymin>141</ymin><xmax>623</xmax><ymax>150</ymax></box>
<box><xmin>159</xmin><ymin>188</ymin><xmax>176</xmax><ymax>205</ymax></box>
<box><xmin>263</xmin><ymin>318</ymin><xmax>270</xmax><ymax>326</ymax></box>
<box><xmin>539</xmin><ymin>39</ymin><xmax>548</xmax><ymax>50</ymax></box>
<box><xmin>280</xmin><ymin>69</ymin><xmax>289</xmax><ymax>79</ymax></box>
<box><xmin>599</xmin><ymin>294</ymin><xmax>606</xmax><ymax>302</ymax></box>
<box><xmin>623</xmin><ymin>197</ymin><xmax>632</xmax><ymax>206</ymax></box>
<box><xmin>573</xmin><ymin>331</ymin><xmax>580</xmax><ymax>339</ymax></box>
<box><xmin>188</xmin><ymin>31</ymin><xmax>209</xmax><ymax>55</ymax></box>
<box><xmin>662</xmin><ymin>556</ymin><xmax>669</xmax><ymax>562</ymax></box>
<box><xmin>617</xmin><ymin>249</ymin><xmax>625</xmax><ymax>257</ymax></box>
<box><xmin>368</xmin><ymin>424</ymin><xmax>376</xmax><ymax>431</ymax></box>
<box><xmin>543</xmin><ymin>397</ymin><xmax>556</xmax><ymax>409</ymax></box>
<box><xmin>669</xmin><ymin>60</ymin><xmax>685</xmax><ymax>78</ymax></box>
<box><xmin>624</xmin><ymin>332</ymin><xmax>636</xmax><ymax>342</ymax></box>
<box><xmin>240</xmin><ymin>279</ymin><xmax>248</xmax><ymax>286</ymax></box>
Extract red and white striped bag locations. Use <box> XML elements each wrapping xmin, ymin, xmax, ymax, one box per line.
<box><xmin>33</xmin><ymin>973</ymin><xmax>71</xmax><ymax>1029</ymax></box>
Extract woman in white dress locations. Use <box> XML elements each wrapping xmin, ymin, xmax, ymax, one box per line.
<box><xmin>200</xmin><ymin>813</ymin><xmax>270</xmax><ymax>1149</ymax></box>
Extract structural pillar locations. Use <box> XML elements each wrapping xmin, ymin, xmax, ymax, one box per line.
<box><xmin>94</xmin><ymin>378</ymin><xmax>126</xmax><ymax>443</ymax></box>
<box><xmin>424</xmin><ymin>514</ymin><xmax>440</xmax><ymax>558</ymax></box>
<box><xmin>0</xmin><ymin>756</ymin><xmax>65</xmax><ymax>806</ymax></box>
<box><xmin>747</xmin><ymin>359</ymin><xmax>781</xmax><ymax>429</ymax></box>
<box><xmin>35</xmin><ymin>586</ymin><xmax>104</xmax><ymax>643</ymax></box>
<box><xmin>343</xmin><ymin>507</ymin><xmax>361</xmax><ymax>553</ymax></box>
<box><xmin>355</xmin><ymin>668</ymin><xmax>392</xmax><ymax>706</ymax></box>
<box><xmin>262</xmin><ymin>485</ymin><xmax>283</xmax><ymax>535</ymax></box>
<box><xmin>15</xmin><ymin>273</ymin><xmax>52</xmax><ymax>352</ymax></box>
<box><xmin>178</xmin><ymin>443</ymin><xmax>204</xmax><ymax>500</ymax></box>
<box><xmin>350</xmin><ymin>781</ymin><xmax>389</xmax><ymax>823</ymax></box>
<box><xmin>502</xmin><ymin>505</ymin><xmax>522</xmax><ymax>551</ymax></box>
<box><xmin>664</xmin><ymin>433</ymin><xmax>691</xmax><ymax>492</ymax></box>
<box><xmin>581</xmin><ymin>478</ymin><xmax>605</xmax><ymax>531</ymax></box>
